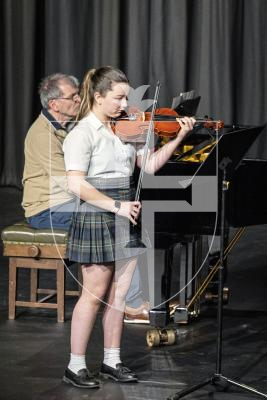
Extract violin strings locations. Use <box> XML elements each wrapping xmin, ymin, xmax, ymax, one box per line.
<box><xmin>135</xmin><ymin>81</ymin><xmax>161</xmax><ymax>202</ymax></box>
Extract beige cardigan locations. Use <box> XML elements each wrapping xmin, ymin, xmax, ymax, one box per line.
<box><xmin>22</xmin><ymin>113</ymin><xmax>73</xmax><ymax>217</ymax></box>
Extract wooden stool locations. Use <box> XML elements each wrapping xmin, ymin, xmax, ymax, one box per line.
<box><xmin>1</xmin><ymin>220</ymin><xmax>81</xmax><ymax>322</ymax></box>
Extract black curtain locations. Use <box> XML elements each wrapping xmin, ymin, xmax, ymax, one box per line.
<box><xmin>1</xmin><ymin>0</ymin><xmax>267</xmax><ymax>187</ymax></box>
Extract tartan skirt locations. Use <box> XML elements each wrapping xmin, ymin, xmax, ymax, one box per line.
<box><xmin>66</xmin><ymin>177</ymin><xmax>149</xmax><ymax>264</ymax></box>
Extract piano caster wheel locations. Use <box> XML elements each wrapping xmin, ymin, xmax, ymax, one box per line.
<box><xmin>205</xmin><ymin>287</ymin><xmax>229</xmax><ymax>304</ymax></box>
<box><xmin>146</xmin><ymin>328</ymin><xmax>176</xmax><ymax>347</ymax></box>
<box><xmin>222</xmin><ymin>287</ymin><xmax>229</xmax><ymax>303</ymax></box>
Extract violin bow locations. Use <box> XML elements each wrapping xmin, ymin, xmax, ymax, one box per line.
<box><xmin>135</xmin><ymin>81</ymin><xmax>161</xmax><ymax>202</ymax></box>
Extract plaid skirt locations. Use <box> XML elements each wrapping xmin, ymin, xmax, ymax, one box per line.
<box><xmin>66</xmin><ymin>177</ymin><xmax>149</xmax><ymax>264</ymax></box>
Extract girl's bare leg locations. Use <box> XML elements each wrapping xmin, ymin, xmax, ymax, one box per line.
<box><xmin>102</xmin><ymin>257</ymin><xmax>138</xmax><ymax>348</ymax></box>
<box><xmin>70</xmin><ymin>263</ymin><xmax>114</xmax><ymax>355</ymax></box>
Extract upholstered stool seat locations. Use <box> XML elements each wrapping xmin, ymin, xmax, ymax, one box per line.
<box><xmin>1</xmin><ymin>220</ymin><xmax>81</xmax><ymax>322</ymax></box>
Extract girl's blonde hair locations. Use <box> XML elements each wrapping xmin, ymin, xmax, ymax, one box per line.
<box><xmin>77</xmin><ymin>66</ymin><xmax>129</xmax><ymax>121</ymax></box>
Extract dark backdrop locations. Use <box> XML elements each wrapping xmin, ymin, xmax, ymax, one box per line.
<box><xmin>1</xmin><ymin>0</ymin><xmax>267</xmax><ymax>187</ymax></box>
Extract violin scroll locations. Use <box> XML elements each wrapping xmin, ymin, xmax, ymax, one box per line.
<box><xmin>202</xmin><ymin>119</ymin><xmax>224</xmax><ymax>130</ymax></box>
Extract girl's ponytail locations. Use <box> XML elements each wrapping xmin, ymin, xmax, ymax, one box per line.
<box><xmin>76</xmin><ymin>68</ymin><xmax>96</xmax><ymax>120</ymax></box>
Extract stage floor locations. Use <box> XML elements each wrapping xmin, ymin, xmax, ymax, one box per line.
<box><xmin>1</xmin><ymin>187</ymin><xmax>267</xmax><ymax>400</ymax></box>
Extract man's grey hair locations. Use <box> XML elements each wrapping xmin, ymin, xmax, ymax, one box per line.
<box><xmin>38</xmin><ymin>73</ymin><xmax>79</xmax><ymax>108</ymax></box>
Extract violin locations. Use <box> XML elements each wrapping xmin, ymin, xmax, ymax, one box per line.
<box><xmin>112</xmin><ymin>107</ymin><xmax>224</xmax><ymax>139</ymax></box>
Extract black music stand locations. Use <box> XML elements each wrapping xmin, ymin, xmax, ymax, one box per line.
<box><xmin>167</xmin><ymin>125</ymin><xmax>267</xmax><ymax>400</ymax></box>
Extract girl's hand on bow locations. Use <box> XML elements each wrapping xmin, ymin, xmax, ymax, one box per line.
<box><xmin>117</xmin><ymin>201</ymin><xmax>141</xmax><ymax>225</ymax></box>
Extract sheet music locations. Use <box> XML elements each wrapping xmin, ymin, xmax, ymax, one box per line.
<box><xmin>172</xmin><ymin>90</ymin><xmax>195</xmax><ymax>110</ymax></box>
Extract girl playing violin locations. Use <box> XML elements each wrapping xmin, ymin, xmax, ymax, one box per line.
<box><xmin>62</xmin><ymin>66</ymin><xmax>195</xmax><ymax>388</ymax></box>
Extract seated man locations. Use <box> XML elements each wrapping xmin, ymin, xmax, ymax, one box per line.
<box><xmin>22</xmin><ymin>73</ymin><xmax>81</xmax><ymax>229</ymax></box>
<box><xmin>22</xmin><ymin>72</ymin><xmax>148</xmax><ymax>322</ymax></box>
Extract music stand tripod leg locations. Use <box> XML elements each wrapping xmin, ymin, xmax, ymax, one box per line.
<box><xmin>167</xmin><ymin>160</ymin><xmax>267</xmax><ymax>400</ymax></box>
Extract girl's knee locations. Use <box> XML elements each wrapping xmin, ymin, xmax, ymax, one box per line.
<box><xmin>80</xmin><ymin>288</ymin><xmax>106</xmax><ymax>306</ymax></box>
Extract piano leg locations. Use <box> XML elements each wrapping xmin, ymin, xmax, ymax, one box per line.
<box><xmin>149</xmin><ymin>246</ymin><xmax>174</xmax><ymax>328</ymax></box>
<box><xmin>161</xmin><ymin>246</ymin><xmax>174</xmax><ymax>311</ymax></box>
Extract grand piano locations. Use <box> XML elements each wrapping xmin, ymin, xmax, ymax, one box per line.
<box><xmin>142</xmin><ymin>124</ymin><xmax>267</xmax><ymax>234</ymax></box>
<box><xmin>139</xmin><ymin>123</ymin><xmax>267</xmax><ymax>329</ymax></box>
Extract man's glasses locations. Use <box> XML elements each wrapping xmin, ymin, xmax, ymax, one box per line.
<box><xmin>56</xmin><ymin>93</ymin><xmax>80</xmax><ymax>102</ymax></box>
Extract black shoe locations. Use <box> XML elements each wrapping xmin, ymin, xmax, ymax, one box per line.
<box><xmin>63</xmin><ymin>368</ymin><xmax>100</xmax><ymax>388</ymax></box>
<box><xmin>100</xmin><ymin>363</ymin><xmax>138</xmax><ymax>382</ymax></box>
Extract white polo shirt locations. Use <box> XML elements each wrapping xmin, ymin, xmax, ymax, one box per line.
<box><xmin>63</xmin><ymin>112</ymin><xmax>145</xmax><ymax>178</ymax></box>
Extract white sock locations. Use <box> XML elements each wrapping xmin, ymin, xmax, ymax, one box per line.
<box><xmin>103</xmin><ymin>347</ymin><xmax>121</xmax><ymax>369</ymax></box>
<box><xmin>68</xmin><ymin>353</ymin><xmax>87</xmax><ymax>374</ymax></box>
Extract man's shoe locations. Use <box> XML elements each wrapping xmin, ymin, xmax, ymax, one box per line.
<box><xmin>63</xmin><ymin>368</ymin><xmax>100</xmax><ymax>388</ymax></box>
<box><xmin>124</xmin><ymin>301</ymin><xmax>150</xmax><ymax>324</ymax></box>
<box><xmin>100</xmin><ymin>363</ymin><xmax>138</xmax><ymax>382</ymax></box>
